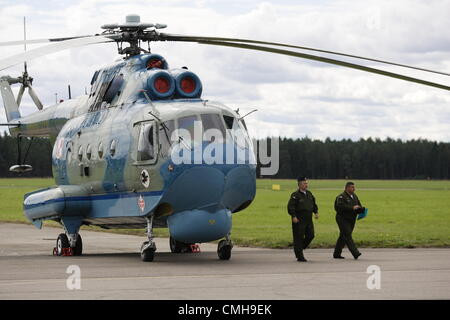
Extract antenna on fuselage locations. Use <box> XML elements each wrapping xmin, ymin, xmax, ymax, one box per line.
<box><xmin>239</xmin><ymin>109</ymin><xmax>258</xmax><ymax>121</ymax></box>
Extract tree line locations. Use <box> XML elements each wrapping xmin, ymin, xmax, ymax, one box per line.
<box><xmin>0</xmin><ymin>133</ymin><xmax>52</xmax><ymax>178</ymax></box>
<box><xmin>0</xmin><ymin>132</ymin><xmax>449</xmax><ymax>179</ymax></box>
<box><xmin>259</xmin><ymin>137</ymin><xmax>450</xmax><ymax>179</ymax></box>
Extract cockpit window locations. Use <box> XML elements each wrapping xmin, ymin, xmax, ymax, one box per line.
<box><xmin>103</xmin><ymin>74</ymin><xmax>124</xmax><ymax>104</ymax></box>
<box><xmin>223</xmin><ymin>115</ymin><xmax>234</xmax><ymax>130</ymax></box>
<box><xmin>222</xmin><ymin>114</ymin><xmax>250</xmax><ymax>149</ymax></box>
<box><xmin>90</xmin><ymin>70</ymin><xmax>99</xmax><ymax>85</ymax></box>
<box><xmin>160</xmin><ymin>120</ymin><xmax>175</xmax><ymax>156</ymax></box>
<box><xmin>201</xmin><ymin>114</ymin><xmax>226</xmax><ymax>142</ymax></box>
<box><xmin>201</xmin><ymin>114</ymin><xmax>225</xmax><ymax>133</ymax></box>
<box><xmin>137</xmin><ymin>123</ymin><xmax>155</xmax><ymax>161</ymax></box>
<box><xmin>178</xmin><ymin>115</ymin><xmax>197</xmax><ymax>141</ymax></box>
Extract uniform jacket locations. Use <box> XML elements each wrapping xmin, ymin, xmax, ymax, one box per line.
<box><xmin>334</xmin><ymin>191</ymin><xmax>362</xmax><ymax>219</ymax></box>
<box><xmin>287</xmin><ymin>189</ymin><xmax>318</xmax><ymax>220</ymax></box>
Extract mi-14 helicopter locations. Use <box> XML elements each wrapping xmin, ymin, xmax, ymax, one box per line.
<box><xmin>1</xmin><ymin>14</ymin><xmax>449</xmax><ymax>262</ymax></box>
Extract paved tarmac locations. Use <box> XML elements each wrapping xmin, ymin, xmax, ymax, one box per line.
<box><xmin>0</xmin><ymin>223</ymin><xmax>449</xmax><ymax>300</ymax></box>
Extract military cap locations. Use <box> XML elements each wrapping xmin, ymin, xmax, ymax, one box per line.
<box><xmin>345</xmin><ymin>181</ymin><xmax>355</xmax><ymax>188</ymax></box>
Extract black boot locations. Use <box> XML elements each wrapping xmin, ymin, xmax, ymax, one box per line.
<box><xmin>353</xmin><ymin>252</ymin><xmax>362</xmax><ymax>260</ymax></box>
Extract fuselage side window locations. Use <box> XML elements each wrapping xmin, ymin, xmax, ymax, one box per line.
<box><xmin>137</xmin><ymin>123</ymin><xmax>155</xmax><ymax>161</ymax></box>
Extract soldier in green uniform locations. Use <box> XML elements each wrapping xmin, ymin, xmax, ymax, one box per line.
<box><xmin>333</xmin><ymin>182</ymin><xmax>364</xmax><ymax>260</ymax></box>
<box><xmin>287</xmin><ymin>177</ymin><xmax>319</xmax><ymax>262</ymax></box>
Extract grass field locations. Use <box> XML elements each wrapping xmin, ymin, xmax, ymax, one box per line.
<box><xmin>1</xmin><ymin>178</ymin><xmax>449</xmax><ymax>248</ymax></box>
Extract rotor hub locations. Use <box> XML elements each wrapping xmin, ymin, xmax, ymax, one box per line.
<box><xmin>100</xmin><ymin>14</ymin><xmax>167</xmax><ymax>57</ymax></box>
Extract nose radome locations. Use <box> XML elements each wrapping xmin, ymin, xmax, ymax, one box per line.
<box><xmin>161</xmin><ymin>166</ymin><xmax>225</xmax><ymax>213</ymax></box>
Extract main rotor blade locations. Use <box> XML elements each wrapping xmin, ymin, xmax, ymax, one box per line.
<box><xmin>0</xmin><ymin>35</ymin><xmax>94</xmax><ymax>47</ymax></box>
<box><xmin>170</xmin><ymin>38</ymin><xmax>450</xmax><ymax>91</ymax></box>
<box><xmin>163</xmin><ymin>34</ymin><xmax>450</xmax><ymax>77</ymax></box>
<box><xmin>0</xmin><ymin>35</ymin><xmax>114</xmax><ymax>71</ymax></box>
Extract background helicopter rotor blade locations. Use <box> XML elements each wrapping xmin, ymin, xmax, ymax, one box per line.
<box><xmin>0</xmin><ymin>35</ymin><xmax>95</xmax><ymax>47</ymax></box>
<box><xmin>27</xmin><ymin>85</ymin><xmax>43</xmax><ymax>110</ymax></box>
<box><xmin>0</xmin><ymin>35</ymin><xmax>114</xmax><ymax>71</ymax></box>
<box><xmin>162</xmin><ymin>34</ymin><xmax>450</xmax><ymax>77</ymax></box>
<box><xmin>163</xmin><ymin>37</ymin><xmax>450</xmax><ymax>91</ymax></box>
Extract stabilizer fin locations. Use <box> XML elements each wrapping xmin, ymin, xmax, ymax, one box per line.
<box><xmin>0</xmin><ymin>77</ymin><xmax>21</xmax><ymax>122</ymax></box>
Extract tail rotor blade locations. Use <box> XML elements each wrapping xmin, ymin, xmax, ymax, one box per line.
<box><xmin>16</xmin><ymin>84</ymin><xmax>25</xmax><ymax>107</ymax></box>
<box><xmin>27</xmin><ymin>85</ymin><xmax>43</xmax><ymax>110</ymax></box>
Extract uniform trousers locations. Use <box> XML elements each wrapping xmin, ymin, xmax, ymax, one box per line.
<box><xmin>292</xmin><ymin>218</ymin><xmax>314</xmax><ymax>259</ymax></box>
<box><xmin>334</xmin><ymin>214</ymin><xmax>360</xmax><ymax>257</ymax></box>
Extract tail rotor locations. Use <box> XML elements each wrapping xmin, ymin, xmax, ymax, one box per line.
<box><xmin>15</xmin><ymin>17</ymin><xmax>43</xmax><ymax>111</ymax></box>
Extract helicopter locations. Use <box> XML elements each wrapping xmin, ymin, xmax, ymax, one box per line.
<box><xmin>1</xmin><ymin>14</ymin><xmax>449</xmax><ymax>262</ymax></box>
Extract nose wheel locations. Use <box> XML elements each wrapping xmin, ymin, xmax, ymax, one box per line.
<box><xmin>140</xmin><ymin>241</ymin><xmax>156</xmax><ymax>262</ymax></box>
<box><xmin>217</xmin><ymin>236</ymin><xmax>233</xmax><ymax>260</ymax></box>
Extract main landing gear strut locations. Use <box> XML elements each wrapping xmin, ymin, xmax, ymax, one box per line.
<box><xmin>141</xmin><ymin>215</ymin><xmax>157</xmax><ymax>262</ymax></box>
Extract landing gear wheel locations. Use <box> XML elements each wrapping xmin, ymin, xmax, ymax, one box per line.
<box><xmin>217</xmin><ymin>239</ymin><xmax>232</xmax><ymax>260</ymax></box>
<box><xmin>73</xmin><ymin>234</ymin><xmax>83</xmax><ymax>256</ymax></box>
<box><xmin>170</xmin><ymin>236</ymin><xmax>183</xmax><ymax>253</ymax></box>
<box><xmin>141</xmin><ymin>241</ymin><xmax>156</xmax><ymax>262</ymax></box>
<box><xmin>170</xmin><ymin>237</ymin><xmax>196</xmax><ymax>253</ymax></box>
<box><xmin>56</xmin><ymin>233</ymin><xmax>69</xmax><ymax>256</ymax></box>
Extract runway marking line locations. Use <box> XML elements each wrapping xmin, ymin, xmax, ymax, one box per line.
<box><xmin>1</xmin><ymin>269</ymin><xmax>450</xmax><ymax>287</ymax></box>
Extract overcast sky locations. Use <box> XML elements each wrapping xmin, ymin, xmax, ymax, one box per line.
<box><xmin>1</xmin><ymin>0</ymin><xmax>449</xmax><ymax>141</ymax></box>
